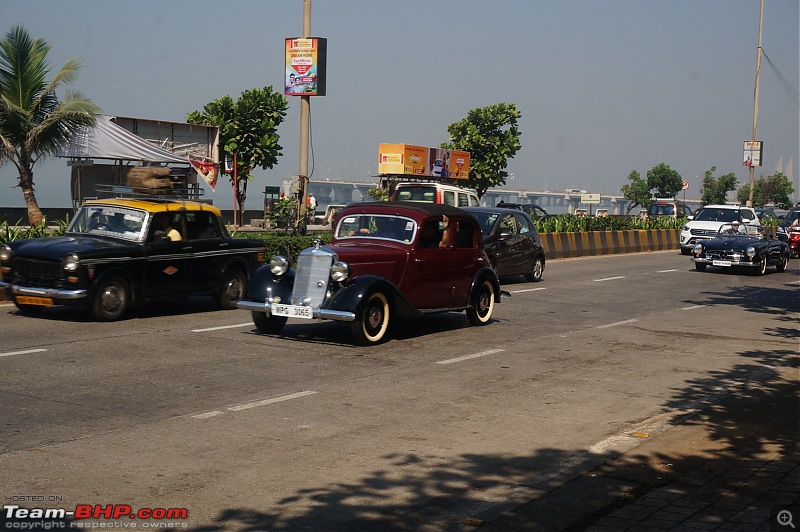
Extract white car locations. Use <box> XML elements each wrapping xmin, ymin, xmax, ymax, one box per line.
<box><xmin>680</xmin><ymin>204</ymin><xmax>759</xmax><ymax>255</ymax></box>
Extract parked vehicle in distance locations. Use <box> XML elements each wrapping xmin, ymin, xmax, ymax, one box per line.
<box><xmin>775</xmin><ymin>207</ymin><xmax>800</xmax><ymax>256</ymax></box>
<box><xmin>646</xmin><ymin>198</ymin><xmax>694</xmax><ymax>219</ymax></box>
<box><xmin>0</xmin><ymin>198</ymin><xmax>265</xmax><ymax>321</ymax></box>
<box><xmin>754</xmin><ymin>207</ymin><xmax>781</xmax><ymax>220</ymax></box>
<box><xmin>679</xmin><ymin>204</ymin><xmax>759</xmax><ymax>255</ymax></box>
<box><xmin>495</xmin><ymin>202</ymin><xmax>551</xmax><ymax>220</ymax></box>
<box><xmin>690</xmin><ymin>223</ymin><xmax>789</xmax><ymax>275</ymax></box>
<box><xmin>390</xmin><ymin>182</ymin><xmax>480</xmax><ymax>207</ymax></box>
<box><xmin>236</xmin><ymin>202</ymin><xmax>501</xmax><ymax>345</ymax></box>
<box><xmin>463</xmin><ymin>206</ymin><xmax>546</xmax><ymax>281</ymax></box>
<box><xmin>313</xmin><ymin>204</ymin><xmax>347</xmax><ymax>227</ymax></box>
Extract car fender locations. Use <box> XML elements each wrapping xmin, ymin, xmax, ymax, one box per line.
<box><xmin>326</xmin><ymin>275</ymin><xmax>419</xmax><ymax>318</ymax></box>
<box><xmin>245</xmin><ymin>265</ymin><xmax>295</xmax><ymax>303</ymax></box>
<box><xmin>470</xmin><ymin>266</ymin><xmax>501</xmax><ymax>304</ymax></box>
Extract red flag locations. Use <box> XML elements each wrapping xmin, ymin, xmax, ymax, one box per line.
<box><xmin>189</xmin><ymin>158</ymin><xmax>219</xmax><ymax>190</ymax></box>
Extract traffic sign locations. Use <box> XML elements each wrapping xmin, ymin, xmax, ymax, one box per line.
<box><xmin>681</xmin><ymin>181</ymin><xmax>689</xmax><ymax>190</ymax></box>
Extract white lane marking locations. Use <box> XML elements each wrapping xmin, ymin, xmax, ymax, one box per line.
<box><xmin>190</xmin><ymin>390</ymin><xmax>318</xmax><ymax>419</ymax></box>
<box><xmin>657</xmin><ymin>269</ymin><xmax>678</xmax><ymax>273</ymax></box>
<box><xmin>227</xmin><ymin>390</ymin><xmax>318</xmax><ymax>412</ymax></box>
<box><xmin>593</xmin><ymin>276</ymin><xmax>625</xmax><ymax>282</ymax></box>
<box><xmin>509</xmin><ymin>287</ymin><xmax>547</xmax><ymax>293</ymax></box>
<box><xmin>437</xmin><ymin>349</ymin><xmax>504</xmax><ymax>365</ymax></box>
<box><xmin>192</xmin><ymin>322</ymin><xmax>252</xmax><ymax>332</ymax></box>
<box><xmin>0</xmin><ymin>348</ymin><xmax>47</xmax><ymax>358</ymax></box>
<box><xmin>595</xmin><ymin>319</ymin><xmax>638</xmax><ymax>329</ymax></box>
<box><xmin>681</xmin><ymin>305</ymin><xmax>704</xmax><ymax>310</ymax></box>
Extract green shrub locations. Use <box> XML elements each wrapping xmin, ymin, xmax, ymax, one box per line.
<box><xmin>232</xmin><ymin>231</ymin><xmax>332</xmax><ymax>264</ymax></box>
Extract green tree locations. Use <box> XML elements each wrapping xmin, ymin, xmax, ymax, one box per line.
<box><xmin>620</xmin><ymin>170</ymin><xmax>649</xmax><ymax>214</ymax></box>
<box><xmin>442</xmin><ymin>103</ymin><xmax>521</xmax><ymax>198</ymax></box>
<box><xmin>0</xmin><ymin>26</ymin><xmax>99</xmax><ymax>225</ymax></box>
<box><xmin>737</xmin><ymin>171</ymin><xmax>794</xmax><ymax>208</ymax></box>
<box><xmin>646</xmin><ymin>163</ymin><xmax>683</xmax><ymax>198</ymax></box>
<box><xmin>700</xmin><ymin>165</ymin><xmax>738</xmax><ymax>205</ymax></box>
<box><xmin>187</xmin><ymin>86</ymin><xmax>288</xmax><ymax>225</ymax></box>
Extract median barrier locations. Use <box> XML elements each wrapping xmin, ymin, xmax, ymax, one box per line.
<box><xmin>541</xmin><ymin>229</ymin><xmax>680</xmax><ymax>260</ymax></box>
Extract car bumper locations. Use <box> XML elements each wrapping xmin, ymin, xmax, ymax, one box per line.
<box><xmin>0</xmin><ymin>281</ymin><xmax>88</xmax><ymax>300</ymax></box>
<box><xmin>691</xmin><ymin>257</ymin><xmax>759</xmax><ymax>268</ymax></box>
<box><xmin>236</xmin><ymin>299</ymin><xmax>356</xmax><ymax>322</ymax></box>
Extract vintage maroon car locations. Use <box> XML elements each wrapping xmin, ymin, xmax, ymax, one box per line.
<box><xmin>236</xmin><ymin>202</ymin><xmax>501</xmax><ymax>345</ymax></box>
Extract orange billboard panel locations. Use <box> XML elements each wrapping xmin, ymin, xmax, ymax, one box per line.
<box><xmin>379</xmin><ymin>144</ymin><xmax>469</xmax><ymax>179</ymax></box>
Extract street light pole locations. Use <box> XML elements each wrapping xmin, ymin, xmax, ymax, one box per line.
<box><xmin>297</xmin><ymin>0</ymin><xmax>312</xmax><ymax>232</ymax></box>
<box><xmin>747</xmin><ymin>0</ymin><xmax>764</xmax><ymax>207</ymax></box>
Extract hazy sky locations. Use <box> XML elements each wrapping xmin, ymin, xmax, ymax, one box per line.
<box><xmin>1</xmin><ymin>0</ymin><xmax>798</xmax><ymax>209</ymax></box>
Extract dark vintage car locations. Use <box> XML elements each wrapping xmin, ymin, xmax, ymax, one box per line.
<box><xmin>495</xmin><ymin>201</ymin><xmax>551</xmax><ymax>220</ymax></box>
<box><xmin>690</xmin><ymin>223</ymin><xmax>789</xmax><ymax>275</ymax></box>
<box><xmin>463</xmin><ymin>206</ymin><xmax>546</xmax><ymax>282</ymax></box>
<box><xmin>236</xmin><ymin>202</ymin><xmax>501</xmax><ymax>345</ymax></box>
<box><xmin>0</xmin><ymin>198</ymin><xmax>265</xmax><ymax>320</ymax></box>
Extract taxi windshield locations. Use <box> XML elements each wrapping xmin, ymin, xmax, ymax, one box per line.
<box><xmin>335</xmin><ymin>214</ymin><xmax>416</xmax><ymax>243</ymax></box>
<box><xmin>67</xmin><ymin>205</ymin><xmax>147</xmax><ymax>242</ymax></box>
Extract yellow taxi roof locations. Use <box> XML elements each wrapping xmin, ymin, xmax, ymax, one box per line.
<box><xmin>83</xmin><ymin>198</ymin><xmax>221</xmax><ymax>215</ymax></box>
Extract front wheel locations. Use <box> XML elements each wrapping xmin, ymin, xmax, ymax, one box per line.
<box><xmin>217</xmin><ymin>268</ymin><xmax>247</xmax><ymax>309</ymax></box>
<box><xmin>695</xmin><ymin>263</ymin><xmax>707</xmax><ymax>272</ymax></box>
<box><xmin>525</xmin><ymin>256</ymin><xmax>545</xmax><ymax>282</ymax></box>
<box><xmin>776</xmin><ymin>253</ymin><xmax>789</xmax><ymax>273</ymax></box>
<box><xmin>467</xmin><ymin>279</ymin><xmax>496</xmax><ymax>326</ymax></box>
<box><xmin>92</xmin><ymin>277</ymin><xmax>129</xmax><ymax>321</ymax></box>
<box><xmin>680</xmin><ymin>248</ymin><xmax>692</xmax><ymax>256</ymax></box>
<box><xmin>252</xmin><ymin>311</ymin><xmax>288</xmax><ymax>334</ymax></box>
<box><xmin>350</xmin><ymin>292</ymin><xmax>391</xmax><ymax>345</ymax></box>
<box><xmin>756</xmin><ymin>257</ymin><xmax>767</xmax><ymax>276</ymax></box>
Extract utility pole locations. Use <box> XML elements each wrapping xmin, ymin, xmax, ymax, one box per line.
<box><xmin>748</xmin><ymin>0</ymin><xmax>764</xmax><ymax>207</ymax></box>
<box><xmin>296</xmin><ymin>0</ymin><xmax>312</xmax><ymax>233</ymax></box>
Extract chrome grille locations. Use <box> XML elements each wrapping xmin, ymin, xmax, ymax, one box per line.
<box><xmin>13</xmin><ymin>257</ymin><xmax>63</xmax><ymax>286</ymax></box>
<box><xmin>691</xmin><ymin>228</ymin><xmax>718</xmax><ymax>236</ymax></box>
<box><xmin>291</xmin><ymin>248</ymin><xmax>334</xmax><ymax>307</ymax></box>
<box><xmin>704</xmin><ymin>250</ymin><xmax>743</xmax><ymax>261</ymax></box>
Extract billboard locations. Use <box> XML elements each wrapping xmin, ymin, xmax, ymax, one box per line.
<box><xmin>284</xmin><ymin>38</ymin><xmax>327</xmax><ymax>96</ymax></box>
<box><xmin>378</xmin><ymin>144</ymin><xmax>470</xmax><ymax>179</ymax></box>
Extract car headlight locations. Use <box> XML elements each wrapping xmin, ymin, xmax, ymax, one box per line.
<box><xmin>64</xmin><ymin>253</ymin><xmax>80</xmax><ymax>271</ymax></box>
<box><xmin>330</xmin><ymin>261</ymin><xmax>350</xmax><ymax>282</ymax></box>
<box><xmin>269</xmin><ymin>255</ymin><xmax>290</xmax><ymax>276</ymax></box>
<box><xmin>746</xmin><ymin>246</ymin><xmax>756</xmax><ymax>258</ymax></box>
<box><xmin>0</xmin><ymin>244</ymin><xmax>11</xmax><ymax>263</ymax></box>
<box><xmin>693</xmin><ymin>243</ymin><xmax>703</xmax><ymax>255</ymax></box>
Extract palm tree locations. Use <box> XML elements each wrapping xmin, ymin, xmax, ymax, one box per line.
<box><xmin>0</xmin><ymin>26</ymin><xmax>99</xmax><ymax>225</ymax></box>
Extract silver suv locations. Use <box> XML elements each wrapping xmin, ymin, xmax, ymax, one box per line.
<box><xmin>679</xmin><ymin>204</ymin><xmax>759</xmax><ymax>255</ymax></box>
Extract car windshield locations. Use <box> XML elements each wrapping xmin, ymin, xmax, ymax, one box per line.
<box><xmin>469</xmin><ymin>211</ymin><xmax>500</xmax><ymax>236</ymax></box>
<box><xmin>67</xmin><ymin>205</ymin><xmax>147</xmax><ymax>242</ymax></box>
<box><xmin>716</xmin><ymin>223</ymin><xmax>765</xmax><ymax>238</ymax></box>
<box><xmin>694</xmin><ymin>208</ymin><xmax>741</xmax><ymax>222</ymax></box>
<box><xmin>335</xmin><ymin>214</ymin><xmax>416</xmax><ymax>243</ymax></box>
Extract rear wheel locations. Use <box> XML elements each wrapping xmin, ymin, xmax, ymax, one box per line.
<box><xmin>252</xmin><ymin>311</ymin><xmax>287</xmax><ymax>334</ymax></box>
<box><xmin>467</xmin><ymin>279</ymin><xmax>496</xmax><ymax>325</ymax></box>
<box><xmin>351</xmin><ymin>292</ymin><xmax>390</xmax><ymax>345</ymax></box>
<box><xmin>525</xmin><ymin>256</ymin><xmax>544</xmax><ymax>282</ymax></box>
<box><xmin>695</xmin><ymin>263</ymin><xmax>707</xmax><ymax>272</ymax></box>
<box><xmin>217</xmin><ymin>268</ymin><xmax>246</xmax><ymax>309</ymax></box>
<box><xmin>92</xmin><ymin>277</ymin><xmax>129</xmax><ymax>321</ymax></box>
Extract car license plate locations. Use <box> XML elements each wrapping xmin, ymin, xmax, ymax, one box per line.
<box><xmin>712</xmin><ymin>260</ymin><xmax>732</xmax><ymax>267</ymax></box>
<box><xmin>16</xmin><ymin>296</ymin><xmax>54</xmax><ymax>306</ymax></box>
<box><xmin>271</xmin><ymin>303</ymin><xmax>313</xmax><ymax>319</ymax></box>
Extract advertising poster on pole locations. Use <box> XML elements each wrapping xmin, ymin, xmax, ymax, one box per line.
<box><xmin>742</xmin><ymin>140</ymin><xmax>763</xmax><ymax>167</ymax></box>
<box><xmin>284</xmin><ymin>38</ymin><xmax>327</xmax><ymax>96</ymax></box>
<box><xmin>378</xmin><ymin>144</ymin><xmax>470</xmax><ymax>179</ymax></box>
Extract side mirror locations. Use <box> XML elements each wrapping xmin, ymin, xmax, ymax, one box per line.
<box><xmin>499</xmin><ymin>231</ymin><xmax>513</xmax><ymax>240</ymax></box>
<box><xmin>687</xmin><ymin>215</ymin><xmax>694</xmax><ymax>220</ymax></box>
<box><xmin>741</xmin><ymin>218</ymin><xmax>751</xmax><ymax>224</ymax></box>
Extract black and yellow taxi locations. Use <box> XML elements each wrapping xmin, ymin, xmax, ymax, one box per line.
<box><xmin>0</xmin><ymin>198</ymin><xmax>265</xmax><ymax>321</ymax></box>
